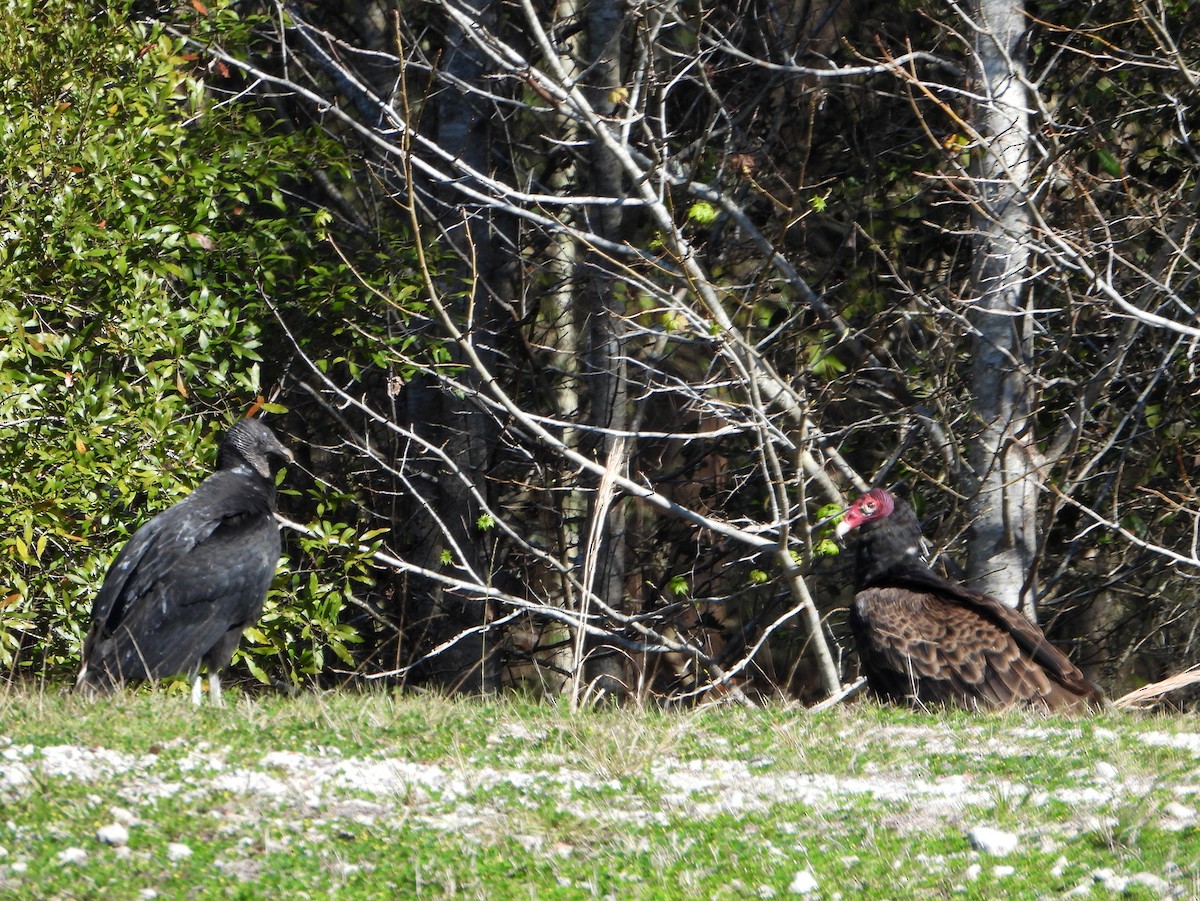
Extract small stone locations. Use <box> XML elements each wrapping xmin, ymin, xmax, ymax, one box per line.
<box><xmin>109</xmin><ymin>806</ymin><xmax>138</xmax><ymax>826</ymax></box>
<box><xmin>57</xmin><ymin>847</ymin><xmax>87</xmax><ymax>866</ymax></box>
<box><xmin>1094</xmin><ymin>761</ymin><xmax>1118</xmax><ymax>781</ymax></box>
<box><xmin>10</xmin><ymin>861</ymin><xmax>27</xmax><ymax>873</ymax></box>
<box><xmin>968</xmin><ymin>826</ymin><xmax>1019</xmax><ymax>856</ymax></box>
<box><xmin>788</xmin><ymin>869</ymin><xmax>819</xmax><ymax>895</ymax></box>
<box><xmin>1127</xmin><ymin>873</ymin><xmax>1169</xmax><ymax>893</ymax></box>
<box><xmin>166</xmin><ymin>842</ymin><xmax>192</xmax><ymax>862</ymax></box>
<box><xmin>1092</xmin><ymin>868</ymin><xmax>1127</xmax><ymax>891</ymax></box>
<box><xmin>992</xmin><ymin>865</ymin><xmax>1016</xmax><ymax>877</ymax></box>
<box><xmin>96</xmin><ymin>824</ymin><xmax>129</xmax><ymax>847</ymax></box>
<box><xmin>139</xmin><ymin>891</ymin><xmax>159</xmax><ymax>900</ymax></box>
<box><xmin>757</xmin><ymin>887</ymin><xmax>777</xmax><ymax>899</ymax></box>
<box><xmin>965</xmin><ymin>864</ymin><xmax>982</xmax><ymax>880</ymax></box>
<box><xmin>1</xmin><ymin>764</ymin><xmax>30</xmax><ymax>788</ymax></box>
<box><xmin>1037</xmin><ymin>834</ymin><xmax>1061</xmax><ymax>854</ymax></box>
<box><xmin>1164</xmin><ymin>802</ymin><xmax>1196</xmax><ymax>821</ymax></box>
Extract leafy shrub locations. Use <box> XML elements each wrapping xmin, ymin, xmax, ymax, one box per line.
<box><xmin>0</xmin><ymin>0</ymin><xmax>388</xmax><ymax>684</ymax></box>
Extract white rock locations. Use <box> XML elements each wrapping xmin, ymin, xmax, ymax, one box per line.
<box><xmin>1093</xmin><ymin>868</ymin><xmax>1127</xmax><ymax>891</ymax></box>
<box><xmin>109</xmin><ymin>806</ymin><xmax>138</xmax><ymax>825</ymax></box>
<box><xmin>10</xmin><ymin>860</ymin><xmax>27</xmax><ymax>873</ymax></box>
<box><xmin>139</xmin><ymin>891</ymin><xmax>159</xmax><ymax>900</ymax></box>
<box><xmin>1164</xmin><ymin>801</ymin><xmax>1196</xmax><ymax>821</ymax></box>
<box><xmin>1037</xmin><ymin>834</ymin><xmax>1060</xmax><ymax>854</ymax></box>
<box><xmin>788</xmin><ymin>869</ymin><xmax>819</xmax><ymax>895</ymax></box>
<box><xmin>166</xmin><ymin>842</ymin><xmax>192</xmax><ymax>862</ymax></box>
<box><xmin>968</xmin><ymin>826</ymin><xmax>1019</xmax><ymax>856</ymax></box>
<box><xmin>57</xmin><ymin>847</ymin><xmax>87</xmax><ymax>865</ymax></box>
<box><xmin>1128</xmin><ymin>873</ymin><xmax>1169</xmax><ymax>893</ymax></box>
<box><xmin>1</xmin><ymin>764</ymin><xmax>31</xmax><ymax>788</ymax></box>
<box><xmin>965</xmin><ymin>864</ymin><xmax>982</xmax><ymax>880</ymax></box>
<box><xmin>992</xmin><ymin>865</ymin><xmax>1016</xmax><ymax>877</ymax></box>
<box><xmin>1094</xmin><ymin>761</ymin><xmax>1118</xmax><ymax>782</ymax></box>
<box><xmin>96</xmin><ymin>823</ymin><xmax>129</xmax><ymax>847</ymax></box>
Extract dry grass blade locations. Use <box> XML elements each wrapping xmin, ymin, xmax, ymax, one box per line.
<box><xmin>1113</xmin><ymin>663</ymin><xmax>1200</xmax><ymax>709</ymax></box>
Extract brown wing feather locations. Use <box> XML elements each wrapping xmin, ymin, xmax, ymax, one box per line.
<box><xmin>851</xmin><ymin>585</ymin><xmax>1100</xmax><ymax>710</ymax></box>
<box><xmin>935</xmin><ymin>580</ymin><xmax>1100</xmax><ymax>700</ymax></box>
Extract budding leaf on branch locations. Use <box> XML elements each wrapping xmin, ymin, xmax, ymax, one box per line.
<box><xmin>814</xmin><ymin>538</ymin><xmax>841</xmax><ymax>558</ymax></box>
<box><xmin>687</xmin><ymin>202</ymin><xmax>718</xmax><ymax>225</ymax></box>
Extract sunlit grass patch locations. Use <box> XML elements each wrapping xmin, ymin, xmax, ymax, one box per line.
<box><xmin>0</xmin><ymin>685</ymin><xmax>1198</xmax><ymax>898</ymax></box>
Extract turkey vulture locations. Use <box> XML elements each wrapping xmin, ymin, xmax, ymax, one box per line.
<box><xmin>76</xmin><ymin>419</ymin><xmax>292</xmax><ymax>706</ymax></box>
<box><xmin>835</xmin><ymin>488</ymin><xmax>1102</xmax><ymax>710</ymax></box>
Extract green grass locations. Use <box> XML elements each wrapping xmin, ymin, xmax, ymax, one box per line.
<box><xmin>0</xmin><ymin>686</ymin><xmax>1198</xmax><ymax>899</ymax></box>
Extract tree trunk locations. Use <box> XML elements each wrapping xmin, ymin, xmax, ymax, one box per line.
<box><xmin>966</xmin><ymin>0</ymin><xmax>1039</xmax><ymax>616</ymax></box>
<box><xmin>541</xmin><ymin>0</ymin><xmax>590</xmax><ymax>693</ymax></box>
<box><xmin>422</xmin><ymin>0</ymin><xmax>510</xmax><ymax>691</ymax></box>
<box><xmin>578</xmin><ymin>0</ymin><xmax>631</xmax><ymax>699</ymax></box>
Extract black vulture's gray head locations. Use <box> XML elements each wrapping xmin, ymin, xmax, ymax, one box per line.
<box><xmin>217</xmin><ymin>419</ymin><xmax>293</xmax><ymax>480</ymax></box>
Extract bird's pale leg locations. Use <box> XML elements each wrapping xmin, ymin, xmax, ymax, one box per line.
<box><xmin>209</xmin><ymin>671</ymin><xmax>223</xmax><ymax>708</ymax></box>
<box><xmin>190</xmin><ymin>669</ymin><xmax>203</xmax><ymax>706</ymax></box>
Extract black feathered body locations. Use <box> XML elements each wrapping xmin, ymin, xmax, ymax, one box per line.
<box><xmin>840</xmin><ymin>490</ymin><xmax>1102</xmax><ymax>711</ymax></box>
<box><xmin>77</xmin><ymin>421</ymin><xmax>289</xmax><ymax>696</ymax></box>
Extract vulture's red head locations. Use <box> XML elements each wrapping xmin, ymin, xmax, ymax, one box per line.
<box><xmin>835</xmin><ymin>488</ymin><xmax>896</xmax><ymax>538</ymax></box>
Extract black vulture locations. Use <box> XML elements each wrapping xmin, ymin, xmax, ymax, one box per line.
<box><xmin>76</xmin><ymin>419</ymin><xmax>293</xmax><ymax>706</ymax></box>
<box><xmin>835</xmin><ymin>488</ymin><xmax>1103</xmax><ymax>711</ymax></box>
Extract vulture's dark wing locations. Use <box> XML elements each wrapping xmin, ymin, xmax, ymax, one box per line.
<box><xmin>899</xmin><ymin>571</ymin><xmax>1097</xmax><ymax>695</ymax></box>
<box><xmin>80</xmin><ymin>470</ymin><xmax>279</xmax><ymax>686</ymax></box>
<box><xmin>852</xmin><ymin>577</ymin><xmax>1099</xmax><ymax>708</ymax></box>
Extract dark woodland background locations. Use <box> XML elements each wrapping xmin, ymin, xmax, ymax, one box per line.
<box><xmin>2</xmin><ymin>0</ymin><xmax>1199</xmax><ymax>707</ymax></box>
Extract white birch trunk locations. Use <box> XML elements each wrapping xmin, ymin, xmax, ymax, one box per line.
<box><xmin>966</xmin><ymin>0</ymin><xmax>1040</xmax><ymax>615</ymax></box>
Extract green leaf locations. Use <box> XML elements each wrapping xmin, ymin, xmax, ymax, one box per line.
<box><xmin>687</xmin><ymin>201</ymin><xmax>718</xmax><ymax>225</ymax></box>
<box><xmin>816</xmin><ymin>503</ymin><xmax>844</xmax><ymax>524</ymax></box>
<box><xmin>813</xmin><ymin>538</ymin><xmax>840</xmax><ymax>558</ymax></box>
<box><xmin>1095</xmin><ymin>148</ymin><xmax>1121</xmax><ymax>177</ymax></box>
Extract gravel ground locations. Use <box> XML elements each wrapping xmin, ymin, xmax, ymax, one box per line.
<box><xmin>1</xmin><ymin>720</ymin><xmax>1198</xmax><ymax>897</ymax></box>
<box><xmin>3</xmin><ymin>723</ymin><xmax>1199</xmax><ymax>832</ymax></box>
